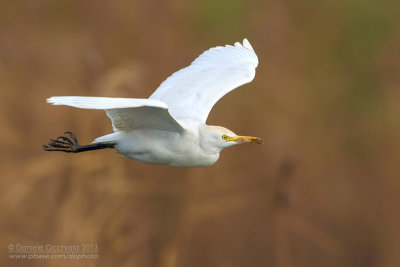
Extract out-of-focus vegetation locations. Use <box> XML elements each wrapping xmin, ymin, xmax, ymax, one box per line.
<box><xmin>1</xmin><ymin>0</ymin><xmax>399</xmax><ymax>266</ymax></box>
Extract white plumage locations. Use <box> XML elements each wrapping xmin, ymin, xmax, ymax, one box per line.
<box><xmin>150</xmin><ymin>38</ymin><xmax>258</xmax><ymax>122</ymax></box>
<box><xmin>45</xmin><ymin>39</ymin><xmax>262</xmax><ymax>167</ymax></box>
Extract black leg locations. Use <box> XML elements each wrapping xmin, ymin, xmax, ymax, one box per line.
<box><xmin>43</xmin><ymin>132</ymin><xmax>115</xmax><ymax>153</ymax></box>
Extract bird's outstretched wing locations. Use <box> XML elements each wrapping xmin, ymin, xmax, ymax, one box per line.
<box><xmin>47</xmin><ymin>96</ymin><xmax>184</xmax><ymax>132</ymax></box>
<box><xmin>149</xmin><ymin>39</ymin><xmax>258</xmax><ymax>123</ymax></box>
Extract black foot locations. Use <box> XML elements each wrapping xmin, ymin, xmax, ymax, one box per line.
<box><xmin>43</xmin><ymin>132</ymin><xmax>81</xmax><ymax>153</ymax></box>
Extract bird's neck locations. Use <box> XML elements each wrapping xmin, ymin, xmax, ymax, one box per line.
<box><xmin>198</xmin><ymin>125</ymin><xmax>224</xmax><ymax>154</ymax></box>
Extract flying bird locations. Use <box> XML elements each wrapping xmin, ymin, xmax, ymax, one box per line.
<box><xmin>43</xmin><ymin>39</ymin><xmax>262</xmax><ymax>167</ymax></box>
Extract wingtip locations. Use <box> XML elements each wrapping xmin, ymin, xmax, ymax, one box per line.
<box><xmin>242</xmin><ymin>38</ymin><xmax>254</xmax><ymax>50</ymax></box>
<box><xmin>46</xmin><ymin>96</ymin><xmax>57</xmax><ymax>104</ymax></box>
<box><xmin>46</xmin><ymin>96</ymin><xmax>66</xmax><ymax>105</ymax></box>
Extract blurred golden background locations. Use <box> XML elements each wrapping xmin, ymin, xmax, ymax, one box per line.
<box><xmin>1</xmin><ymin>0</ymin><xmax>399</xmax><ymax>266</ymax></box>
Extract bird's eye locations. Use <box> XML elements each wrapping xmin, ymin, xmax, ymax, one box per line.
<box><xmin>222</xmin><ymin>135</ymin><xmax>228</xmax><ymax>140</ymax></box>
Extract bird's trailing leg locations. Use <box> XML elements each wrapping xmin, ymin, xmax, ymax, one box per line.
<box><xmin>43</xmin><ymin>132</ymin><xmax>115</xmax><ymax>153</ymax></box>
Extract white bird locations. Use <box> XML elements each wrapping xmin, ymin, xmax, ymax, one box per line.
<box><xmin>43</xmin><ymin>39</ymin><xmax>262</xmax><ymax>167</ymax></box>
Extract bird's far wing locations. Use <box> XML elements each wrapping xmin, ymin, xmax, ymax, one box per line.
<box><xmin>47</xmin><ymin>96</ymin><xmax>184</xmax><ymax>133</ymax></box>
<box><xmin>149</xmin><ymin>39</ymin><xmax>258</xmax><ymax>123</ymax></box>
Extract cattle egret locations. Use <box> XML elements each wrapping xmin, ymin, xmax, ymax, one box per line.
<box><xmin>43</xmin><ymin>39</ymin><xmax>262</xmax><ymax>166</ymax></box>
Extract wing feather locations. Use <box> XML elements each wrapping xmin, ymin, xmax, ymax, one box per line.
<box><xmin>47</xmin><ymin>96</ymin><xmax>167</xmax><ymax>109</ymax></box>
<box><xmin>149</xmin><ymin>38</ymin><xmax>258</xmax><ymax>123</ymax></box>
<box><xmin>105</xmin><ymin>106</ymin><xmax>183</xmax><ymax>132</ymax></box>
<box><xmin>47</xmin><ymin>96</ymin><xmax>183</xmax><ymax>133</ymax></box>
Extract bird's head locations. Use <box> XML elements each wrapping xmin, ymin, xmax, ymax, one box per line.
<box><xmin>201</xmin><ymin>125</ymin><xmax>263</xmax><ymax>152</ymax></box>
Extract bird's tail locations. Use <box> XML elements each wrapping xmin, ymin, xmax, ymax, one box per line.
<box><xmin>93</xmin><ymin>133</ymin><xmax>120</xmax><ymax>144</ymax></box>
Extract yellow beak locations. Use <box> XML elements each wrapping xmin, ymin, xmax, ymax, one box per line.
<box><xmin>231</xmin><ymin>136</ymin><xmax>263</xmax><ymax>144</ymax></box>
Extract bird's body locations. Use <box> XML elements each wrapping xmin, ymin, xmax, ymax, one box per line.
<box><xmin>105</xmin><ymin>125</ymin><xmax>219</xmax><ymax>166</ymax></box>
<box><xmin>44</xmin><ymin>39</ymin><xmax>262</xmax><ymax>167</ymax></box>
